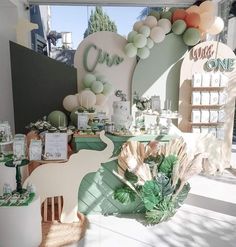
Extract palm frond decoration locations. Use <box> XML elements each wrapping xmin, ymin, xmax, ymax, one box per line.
<box><xmin>113</xmin><ymin>138</ymin><xmax>204</xmax><ymax>224</ymax></box>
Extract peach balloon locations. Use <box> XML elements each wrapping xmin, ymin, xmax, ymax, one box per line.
<box><xmin>199</xmin><ymin>12</ymin><xmax>215</xmax><ymax>31</ymax></box>
<box><xmin>172</xmin><ymin>9</ymin><xmax>187</xmax><ymax>22</ymax></box>
<box><xmin>207</xmin><ymin>17</ymin><xmax>224</xmax><ymax>35</ymax></box>
<box><xmin>199</xmin><ymin>1</ymin><xmax>216</xmax><ymax>14</ymax></box>
<box><xmin>186</xmin><ymin>5</ymin><xmax>200</xmax><ymax>14</ymax></box>
<box><xmin>133</xmin><ymin>20</ymin><xmax>144</xmax><ymax>31</ymax></box>
<box><xmin>185</xmin><ymin>12</ymin><xmax>200</xmax><ymax>28</ymax></box>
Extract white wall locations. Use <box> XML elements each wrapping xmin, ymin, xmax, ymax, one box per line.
<box><xmin>0</xmin><ymin>0</ymin><xmax>29</xmax><ymax>132</ymax></box>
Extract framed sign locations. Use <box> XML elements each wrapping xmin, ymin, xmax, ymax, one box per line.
<box><xmin>44</xmin><ymin>133</ymin><xmax>67</xmax><ymax>160</ymax></box>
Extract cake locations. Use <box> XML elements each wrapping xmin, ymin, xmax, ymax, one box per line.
<box><xmin>111</xmin><ymin>101</ymin><xmax>132</xmax><ymax>130</ymax></box>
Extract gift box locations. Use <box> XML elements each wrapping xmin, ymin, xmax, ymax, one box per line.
<box><xmin>192</xmin><ymin>91</ymin><xmax>201</xmax><ymax>105</ymax></box>
<box><xmin>201</xmin><ymin>92</ymin><xmax>210</xmax><ymax>105</ymax></box>
<box><xmin>192</xmin><ymin>73</ymin><xmax>202</xmax><ymax>87</ymax></box>
<box><xmin>209</xmin><ymin>127</ymin><xmax>217</xmax><ymax>137</ymax></box>
<box><xmin>192</xmin><ymin>127</ymin><xmax>201</xmax><ymax>133</ymax></box>
<box><xmin>216</xmin><ymin>127</ymin><xmax>224</xmax><ymax>140</ymax></box>
<box><xmin>210</xmin><ymin>92</ymin><xmax>219</xmax><ymax>105</ymax></box>
<box><xmin>220</xmin><ymin>74</ymin><xmax>228</xmax><ymax>87</ymax></box>
<box><xmin>192</xmin><ymin>110</ymin><xmax>201</xmax><ymax>123</ymax></box>
<box><xmin>202</xmin><ymin>73</ymin><xmax>211</xmax><ymax>87</ymax></box>
<box><xmin>209</xmin><ymin>110</ymin><xmax>218</xmax><ymax>123</ymax></box>
<box><xmin>211</xmin><ymin>73</ymin><xmax>220</xmax><ymax>87</ymax></box>
<box><xmin>218</xmin><ymin>110</ymin><xmax>225</xmax><ymax>123</ymax></box>
<box><xmin>218</xmin><ymin>92</ymin><xmax>227</xmax><ymax>105</ymax></box>
<box><xmin>201</xmin><ymin>110</ymin><xmax>209</xmax><ymax>123</ymax></box>
<box><xmin>201</xmin><ymin>126</ymin><xmax>209</xmax><ymax>134</ymax></box>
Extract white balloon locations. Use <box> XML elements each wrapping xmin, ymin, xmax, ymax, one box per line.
<box><xmin>133</xmin><ymin>20</ymin><xmax>144</xmax><ymax>31</ymax></box>
<box><xmin>157</xmin><ymin>19</ymin><xmax>172</xmax><ymax>34</ymax></box>
<box><xmin>146</xmin><ymin>38</ymin><xmax>154</xmax><ymax>49</ymax></box>
<box><xmin>207</xmin><ymin>17</ymin><xmax>224</xmax><ymax>35</ymax></box>
<box><xmin>63</xmin><ymin>95</ymin><xmax>78</xmax><ymax>112</ymax></box>
<box><xmin>144</xmin><ymin>16</ymin><xmax>158</xmax><ymax>28</ymax></box>
<box><xmin>150</xmin><ymin>26</ymin><xmax>165</xmax><ymax>43</ymax></box>
<box><xmin>77</xmin><ymin>89</ymin><xmax>96</xmax><ymax>109</ymax></box>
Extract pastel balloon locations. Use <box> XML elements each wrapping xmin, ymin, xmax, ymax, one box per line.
<box><xmin>77</xmin><ymin>89</ymin><xmax>96</xmax><ymax>108</ymax></box>
<box><xmin>199</xmin><ymin>12</ymin><xmax>215</xmax><ymax>31</ymax></box>
<box><xmin>149</xmin><ymin>11</ymin><xmax>160</xmax><ymax>20</ymax></box>
<box><xmin>95</xmin><ymin>74</ymin><xmax>105</xmax><ymax>82</ymax></box>
<box><xmin>172</xmin><ymin>20</ymin><xmax>187</xmax><ymax>35</ymax></box>
<box><xmin>103</xmin><ymin>82</ymin><xmax>113</xmax><ymax>95</ymax></box>
<box><xmin>133</xmin><ymin>20</ymin><xmax>143</xmax><ymax>31</ymax></box>
<box><xmin>169</xmin><ymin>7</ymin><xmax>177</xmax><ymax>13</ymax></box>
<box><xmin>199</xmin><ymin>1</ymin><xmax>216</xmax><ymax>14</ymax></box>
<box><xmin>161</xmin><ymin>11</ymin><xmax>172</xmax><ymax>21</ymax></box>
<box><xmin>207</xmin><ymin>17</ymin><xmax>224</xmax><ymax>35</ymax></box>
<box><xmin>150</xmin><ymin>26</ymin><xmax>165</xmax><ymax>43</ymax></box>
<box><xmin>183</xmin><ymin>28</ymin><xmax>201</xmax><ymax>46</ymax></box>
<box><xmin>146</xmin><ymin>38</ymin><xmax>154</xmax><ymax>49</ymax></box>
<box><xmin>48</xmin><ymin>111</ymin><xmax>68</xmax><ymax>128</ymax></box>
<box><xmin>133</xmin><ymin>34</ymin><xmax>147</xmax><ymax>48</ymax></box>
<box><xmin>172</xmin><ymin>9</ymin><xmax>187</xmax><ymax>22</ymax></box>
<box><xmin>144</xmin><ymin>16</ymin><xmax>158</xmax><ymax>28</ymax></box>
<box><xmin>186</xmin><ymin>5</ymin><xmax>200</xmax><ymax>14</ymax></box>
<box><xmin>83</xmin><ymin>73</ymin><xmax>96</xmax><ymax>88</ymax></box>
<box><xmin>96</xmin><ymin>94</ymin><xmax>107</xmax><ymax>105</ymax></box>
<box><xmin>185</xmin><ymin>12</ymin><xmax>200</xmax><ymax>28</ymax></box>
<box><xmin>137</xmin><ymin>47</ymin><xmax>150</xmax><ymax>59</ymax></box>
<box><xmin>138</xmin><ymin>25</ymin><xmax>151</xmax><ymax>37</ymax></box>
<box><xmin>127</xmin><ymin>30</ymin><xmax>138</xmax><ymax>42</ymax></box>
<box><xmin>62</xmin><ymin>95</ymin><xmax>78</xmax><ymax>112</ymax></box>
<box><xmin>124</xmin><ymin>43</ymin><xmax>138</xmax><ymax>57</ymax></box>
<box><xmin>91</xmin><ymin>80</ymin><xmax>104</xmax><ymax>94</ymax></box>
<box><xmin>157</xmin><ymin>19</ymin><xmax>172</xmax><ymax>34</ymax></box>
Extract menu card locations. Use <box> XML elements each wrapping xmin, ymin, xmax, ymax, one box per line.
<box><xmin>44</xmin><ymin>133</ymin><xmax>67</xmax><ymax>160</ymax></box>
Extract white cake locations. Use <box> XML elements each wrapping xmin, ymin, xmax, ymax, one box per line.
<box><xmin>111</xmin><ymin>101</ymin><xmax>132</xmax><ymax>130</ymax></box>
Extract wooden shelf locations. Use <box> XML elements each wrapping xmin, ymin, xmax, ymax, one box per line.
<box><xmin>192</xmin><ymin>86</ymin><xmax>226</xmax><ymax>90</ymax></box>
<box><xmin>191</xmin><ymin>105</ymin><xmax>224</xmax><ymax>108</ymax></box>
<box><xmin>190</xmin><ymin>122</ymin><xmax>224</xmax><ymax>126</ymax></box>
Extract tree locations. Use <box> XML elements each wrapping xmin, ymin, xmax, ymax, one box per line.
<box><xmin>138</xmin><ymin>7</ymin><xmax>165</xmax><ymax>20</ymax></box>
<box><xmin>84</xmin><ymin>6</ymin><xmax>117</xmax><ymax>38</ymax></box>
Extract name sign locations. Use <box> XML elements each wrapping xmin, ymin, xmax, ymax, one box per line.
<box><xmin>83</xmin><ymin>44</ymin><xmax>124</xmax><ymax>72</ymax></box>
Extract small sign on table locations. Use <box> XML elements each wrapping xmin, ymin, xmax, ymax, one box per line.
<box><xmin>44</xmin><ymin>133</ymin><xmax>67</xmax><ymax>160</ymax></box>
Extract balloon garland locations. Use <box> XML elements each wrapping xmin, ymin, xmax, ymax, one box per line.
<box><xmin>124</xmin><ymin>1</ymin><xmax>224</xmax><ymax>59</ymax></box>
<box><xmin>62</xmin><ymin>73</ymin><xmax>114</xmax><ymax>112</ymax></box>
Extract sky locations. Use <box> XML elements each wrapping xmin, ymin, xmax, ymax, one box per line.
<box><xmin>50</xmin><ymin>6</ymin><xmax>144</xmax><ymax>49</ymax></box>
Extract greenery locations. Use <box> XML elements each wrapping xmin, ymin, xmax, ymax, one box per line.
<box><xmin>84</xmin><ymin>6</ymin><xmax>117</xmax><ymax>38</ymax></box>
<box><xmin>114</xmin><ymin>152</ymin><xmax>190</xmax><ymax>224</ymax></box>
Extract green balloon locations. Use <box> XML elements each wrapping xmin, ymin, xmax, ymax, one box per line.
<box><xmin>149</xmin><ymin>10</ymin><xmax>160</xmax><ymax>20</ymax></box>
<box><xmin>124</xmin><ymin>43</ymin><xmax>137</xmax><ymax>58</ymax></box>
<box><xmin>139</xmin><ymin>25</ymin><xmax>151</xmax><ymax>37</ymax></box>
<box><xmin>133</xmin><ymin>34</ymin><xmax>147</xmax><ymax>48</ymax></box>
<box><xmin>169</xmin><ymin>7</ymin><xmax>177</xmax><ymax>13</ymax></box>
<box><xmin>48</xmin><ymin>110</ymin><xmax>68</xmax><ymax>128</ymax></box>
<box><xmin>91</xmin><ymin>80</ymin><xmax>104</xmax><ymax>94</ymax></box>
<box><xmin>183</xmin><ymin>28</ymin><xmax>201</xmax><ymax>46</ymax></box>
<box><xmin>137</xmin><ymin>47</ymin><xmax>150</xmax><ymax>59</ymax></box>
<box><xmin>161</xmin><ymin>11</ymin><xmax>172</xmax><ymax>21</ymax></box>
<box><xmin>172</xmin><ymin>20</ymin><xmax>187</xmax><ymax>35</ymax></box>
<box><xmin>127</xmin><ymin>30</ymin><xmax>138</xmax><ymax>42</ymax></box>
<box><xmin>146</xmin><ymin>38</ymin><xmax>154</xmax><ymax>49</ymax></box>
<box><xmin>103</xmin><ymin>82</ymin><xmax>113</xmax><ymax>95</ymax></box>
<box><xmin>70</xmin><ymin>107</ymin><xmax>79</xmax><ymax>126</ymax></box>
<box><xmin>83</xmin><ymin>73</ymin><xmax>96</xmax><ymax>88</ymax></box>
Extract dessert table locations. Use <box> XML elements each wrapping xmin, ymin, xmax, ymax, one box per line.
<box><xmin>0</xmin><ymin>195</ymin><xmax>42</xmax><ymax>247</ymax></box>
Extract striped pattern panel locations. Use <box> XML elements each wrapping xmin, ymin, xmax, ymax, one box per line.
<box><xmin>77</xmin><ymin>159</ymin><xmax>145</xmax><ymax>215</ymax></box>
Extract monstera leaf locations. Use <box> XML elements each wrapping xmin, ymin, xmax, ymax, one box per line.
<box><xmin>145</xmin><ymin>198</ymin><xmax>175</xmax><ymax>224</ymax></box>
<box><xmin>155</xmin><ymin>173</ymin><xmax>174</xmax><ymax>199</ymax></box>
<box><xmin>141</xmin><ymin>180</ymin><xmax>161</xmax><ymax>210</ymax></box>
<box><xmin>173</xmin><ymin>183</ymin><xmax>191</xmax><ymax>209</ymax></box>
<box><xmin>124</xmin><ymin>169</ymin><xmax>138</xmax><ymax>184</ymax></box>
<box><xmin>114</xmin><ymin>185</ymin><xmax>136</xmax><ymax>204</ymax></box>
<box><xmin>159</xmin><ymin>155</ymin><xmax>178</xmax><ymax>178</ymax></box>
